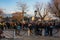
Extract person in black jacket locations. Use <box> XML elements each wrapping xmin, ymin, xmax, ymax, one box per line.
<box><xmin>37</xmin><ymin>23</ymin><xmax>42</xmax><ymax>35</ymax></box>
<box><xmin>34</xmin><ymin>22</ymin><xmax>40</xmax><ymax>35</ymax></box>
<box><xmin>49</xmin><ymin>23</ymin><xmax>53</xmax><ymax>36</ymax></box>
<box><xmin>6</xmin><ymin>22</ymin><xmax>10</xmax><ymax>29</ymax></box>
<box><xmin>45</xmin><ymin>23</ymin><xmax>50</xmax><ymax>36</ymax></box>
<box><xmin>34</xmin><ymin>22</ymin><xmax>37</xmax><ymax>35</ymax></box>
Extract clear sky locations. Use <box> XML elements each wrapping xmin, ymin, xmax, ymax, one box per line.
<box><xmin>0</xmin><ymin>0</ymin><xmax>51</xmax><ymax>14</ymax></box>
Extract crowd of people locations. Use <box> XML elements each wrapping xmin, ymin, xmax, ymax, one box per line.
<box><xmin>0</xmin><ymin>21</ymin><xmax>60</xmax><ymax>38</ymax></box>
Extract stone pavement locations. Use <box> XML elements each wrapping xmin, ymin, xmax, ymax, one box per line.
<box><xmin>1</xmin><ymin>29</ymin><xmax>60</xmax><ymax>40</ymax></box>
<box><xmin>1</xmin><ymin>36</ymin><xmax>60</xmax><ymax>40</ymax></box>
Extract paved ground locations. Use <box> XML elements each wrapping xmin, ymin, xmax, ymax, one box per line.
<box><xmin>1</xmin><ymin>29</ymin><xmax>60</xmax><ymax>40</ymax></box>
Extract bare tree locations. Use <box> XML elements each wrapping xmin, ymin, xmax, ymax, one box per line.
<box><xmin>34</xmin><ymin>2</ymin><xmax>49</xmax><ymax>20</ymax></box>
<box><xmin>48</xmin><ymin>0</ymin><xmax>60</xmax><ymax>18</ymax></box>
<box><xmin>17</xmin><ymin>2</ymin><xmax>28</xmax><ymax>21</ymax></box>
<box><xmin>17</xmin><ymin>2</ymin><xmax>28</xmax><ymax>14</ymax></box>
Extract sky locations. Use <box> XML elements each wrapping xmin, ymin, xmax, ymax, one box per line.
<box><xmin>0</xmin><ymin>0</ymin><xmax>51</xmax><ymax>15</ymax></box>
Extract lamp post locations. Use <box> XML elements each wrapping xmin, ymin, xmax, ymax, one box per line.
<box><xmin>34</xmin><ymin>10</ymin><xmax>37</xmax><ymax>18</ymax></box>
<box><xmin>34</xmin><ymin>10</ymin><xmax>37</xmax><ymax>21</ymax></box>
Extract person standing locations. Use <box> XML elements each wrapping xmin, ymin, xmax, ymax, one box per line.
<box><xmin>28</xmin><ymin>23</ymin><xmax>33</xmax><ymax>36</ymax></box>
<box><xmin>6</xmin><ymin>22</ymin><xmax>10</xmax><ymax>29</ymax></box>
<box><xmin>49</xmin><ymin>23</ymin><xmax>53</xmax><ymax>36</ymax></box>
<box><xmin>0</xmin><ymin>22</ymin><xmax>3</xmax><ymax>30</ymax></box>
<box><xmin>16</xmin><ymin>22</ymin><xmax>21</xmax><ymax>36</ymax></box>
<box><xmin>45</xmin><ymin>23</ymin><xmax>49</xmax><ymax>36</ymax></box>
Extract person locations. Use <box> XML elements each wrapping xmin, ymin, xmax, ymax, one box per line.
<box><xmin>34</xmin><ymin>22</ymin><xmax>40</xmax><ymax>35</ymax></box>
<box><xmin>49</xmin><ymin>23</ymin><xmax>53</xmax><ymax>36</ymax></box>
<box><xmin>16</xmin><ymin>22</ymin><xmax>21</xmax><ymax>36</ymax></box>
<box><xmin>24</xmin><ymin>22</ymin><xmax>28</xmax><ymax>30</ymax></box>
<box><xmin>22</xmin><ymin>22</ymin><xmax>25</xmax><ymax>30</ymax></box>
<box><xmin>6</xmin><ymin>22</ymin><xmax>10</xmax><ymax>29</ymax></box>
<box><xmin>28</xmin><ymin>23</ymin><xmax>33</xmax><ymax>36</ymax></box>
<box><xmin>13</xmin><ymin>23</ymin><xmax>17</xmax><ymax>29</ymax></box>
<box><xmin>45</xmin><ymin>23</ymin><xmax>49</xmax><ymax>36</ymax></box>
<box><xmin>13</xmin><ymin>23</ymin><xmax>17</xmax><ymax>36</ymax></box>
<box><xmin>41</xmin><ymin>23</ymin><xmax>45</xmax><ymax>36</ymax></box>
<box><xmin>0</xmin><ymin>22</ymin><xmax>3</xmax><ymax>30</ymax></box>
<box><xmin>2</xmin><ymin>22</ymin><xmax>6</xmax><ymax>30</ymax></box>
<box><xmin>37</xmin><ymin>23</ymin><xmax>40</xmax><ymax>35</ymax></box>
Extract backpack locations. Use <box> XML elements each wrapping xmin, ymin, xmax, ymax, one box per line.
<box><xmin>17</xmin><ymin>26</ymin><xmax>21</xmax><ymax>30</ymax></box>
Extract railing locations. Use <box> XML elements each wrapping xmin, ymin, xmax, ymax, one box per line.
<box><xmin>3</xmin><ymin>29</ymin><xmax>15</xmax><ymax>38</ymax></box>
